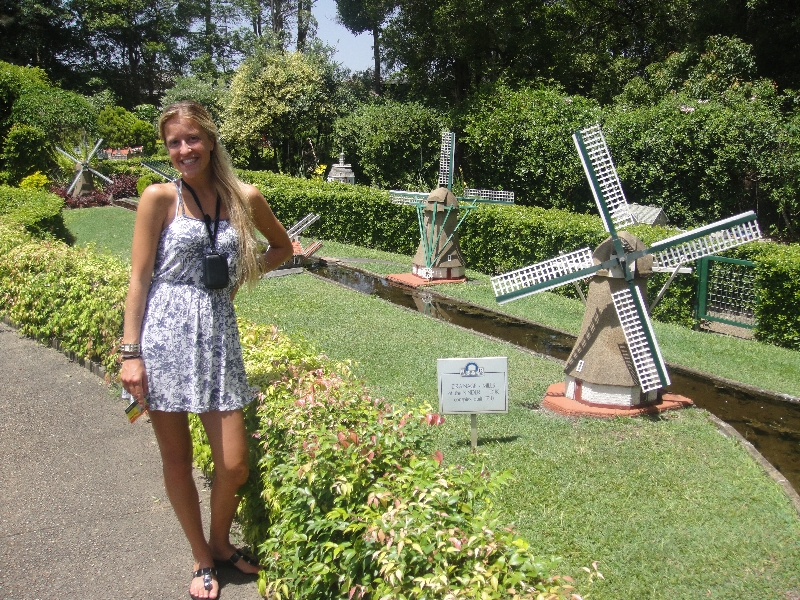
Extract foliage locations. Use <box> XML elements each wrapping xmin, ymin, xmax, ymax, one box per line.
<box><xmin>0</xmin><ymin>221</ymin><xmax>127</xmax><ymax>373</ymax></box>
<box><xmin>189</xmin><ymin>320</ymin><xmax>575</xmax><ymax>599</ymax></box>
<box><xmin>459</xmin><ymin>82</ymin><xmax>601</xmax><ymax>211</ymax></box>
<box><xmin>734</xmin><ymin>241</ymin><xmax>800</xmax><ymax>350</ymax></box>
<box><xmin>332</xmin><ymin>100</ymin><xmax>445</xmax><ymax>188</ymax></box>
<box><xmin>19</xmin><ymin>171</ymin><xmax>50</xmax><ymax>190</ymax></box>
<box><xmin>159</xmin><ymin>76</ymin><xmax>228</xmax><ymax>124</ymax></box>
<box><xmin>0</xmin><ymin>62</ymin><xmax>50</xmax><ymax>133</ymax></box>
<box><xmin>136</xmin><ymin>172</ymin><xmax>164</xmax><ymax>196</ymax></box>
<box><xmin>239</xmin><ymin>170</ymin><xmax>418</xmax><ymax>254</ymax></box>
<box><xmin>221</xmin><ymin>49</ymin><xmax>338</xmax><ymax>175</ymax></box>
<box><xmin>606</xmin><ymin>36</ymin><xmax>794</xmax><ymax>234</ymax></box>
<box><xmin>0</xmin><ymin>184</ymin><xmax>68</xmax><ymax>238</ymax></box>
<box><xmin>10</xmin><ymin>85</ymin><xmax>98</xmax><ymax>142</ymax></box>
<box><xmin>1</xmin><ymin>124</ymin><xmax>51</xmax><ymax>185</ymax></box>
<box><xmin>104</xmin><ymin>174</ymin><xmax>139</xmax><ymax>199</ymax></box>
<box><xmin>97</xmin><ymin>106</ymin><xmax>157</xmax><ymax>154</ymax></box>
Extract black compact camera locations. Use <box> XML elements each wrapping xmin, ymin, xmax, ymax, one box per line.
<box><xmin>202</xmin><ymin>252</ymin><xmax>229</xmax><ymax>289</ymax></box>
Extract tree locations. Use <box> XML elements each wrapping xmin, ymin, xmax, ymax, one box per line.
<box><xmin>335</xmin><ymin>0</ymin><xmax>395</xmax><ymax>94</ymax></box>
<box><xmin>0</xmin><ymin>0</ymin><xmax>85</xmax><ymax>83</ymax></box>
<box><xmin>332</xmin><ymin>100</ymin><xmax>445</xmax><ymax>187</ymax></box>
<box><xmin>97</xmin><ymin>105</ymin><xmax>156</xmax><ymax>152</ymax></box>
<box><xmin>220</xmin><ymin>48</ymin><xmax>337</xmax><ymax>174</ymax></box>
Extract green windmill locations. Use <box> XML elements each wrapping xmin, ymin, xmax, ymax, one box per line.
<box><xmin>491</xmin><ymin>124</ymin><xmax>761</xmax><ymax>409</ymax></box>
<box><xmin>389</xmin><ymin>131</ymin><xmax>514</xmax><ymax>282</ymax></box>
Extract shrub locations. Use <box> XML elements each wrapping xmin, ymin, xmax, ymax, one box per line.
<box><xmin>136</xmin><ymin>172</ymin><xmax>164</xmax><ymax>196</ymax></box>
<box><xmin>0</xmin><ymin>184</ymin><xmax>68</xmax><ymax>239</ymax></box>
<box><xmin>104</xmin><ymin>174</ymin><xmax>139</xmax><ymax>200</ymax></box>
<box><xmin>97</xmin><ymin>106</ymin><xmax>157</xmax><ymax>154</ymax></box>
<box><xmin>1</xmin><ymin>123</ymin><xmax>51</xmax><ymax>185</ymax></box>
<box><xmin>239</xmin><ymin>170</ymin><xmax>419</xmax><ymax>254</ymax></box>
<box><xmin>458</xmin><ymin>83</ymin><xmax>601</xmax><ymax>212</ymax></box>
<box><xmin>19</xmin><ymin>171</ymin><xmax>49</xmax><ymax>190</ymax></box>
<box><xmin>189</xmin><ymin>321</ymin><xmax>575</xmax><ymax>599</ymax></box>
<box><xmin>0</xmin><ymin>222</ymin><xmax>127</xmax><ymax>372</ymax></box>
<box><xmin>332</xmin><ymin>101</ymin><xmax>446</xmax><ymax>188</ymax></box>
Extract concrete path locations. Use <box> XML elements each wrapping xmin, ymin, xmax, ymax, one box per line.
<box><xmin>0</xmin><ymin>323</ymin><xmax>262</xmax><ymax>600</ymax></box>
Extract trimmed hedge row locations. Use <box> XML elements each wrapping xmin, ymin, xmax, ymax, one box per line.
<box><xmin>0</xmin><ymin>222</ymin><xmax>128</xmax><ymax>372</ymax></box>
<box><xmin>244</xmin><ymin>173</ymin><xmax>800</xmax><ymax>350</ymax></box>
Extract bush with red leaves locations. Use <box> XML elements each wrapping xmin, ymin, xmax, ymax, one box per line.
<box><xmin>49</xmin><ymin>174</ymin><xmax>138</xmax><ymax>209</ymax></box>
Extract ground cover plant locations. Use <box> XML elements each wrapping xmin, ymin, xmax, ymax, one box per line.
<box><xmin>62</xmin><ymin>206</ymin><xmax>800</xmax><ymax>598</ymax></box>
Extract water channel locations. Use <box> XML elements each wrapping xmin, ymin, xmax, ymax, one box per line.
<box><xmin>307</xmin><ymin>261</ymin><xmax>800</xmax><ymax>494</ymax></box>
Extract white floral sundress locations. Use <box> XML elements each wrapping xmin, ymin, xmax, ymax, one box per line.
<box><xmin>139</xmin><ymin>181</ymin><xmax>253</xmax><ymax>413</ymax></box>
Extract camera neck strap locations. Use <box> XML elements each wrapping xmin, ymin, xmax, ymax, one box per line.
<box><xmin>181</xmin><ymin>179</ymin><xmax>221</xmax><ymax>251</ymax></box>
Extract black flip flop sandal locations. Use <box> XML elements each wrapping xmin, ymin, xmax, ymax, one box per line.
<box><xmin>189</xmin><ymin>566</ymin><xmax>219</xmax><ymax>600</ymax></box>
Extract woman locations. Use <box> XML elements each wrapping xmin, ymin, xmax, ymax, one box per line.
<box><xmin>120</xmin><ymin>100</ymin><xmax>293</xmax><ymax>599</ymax></box>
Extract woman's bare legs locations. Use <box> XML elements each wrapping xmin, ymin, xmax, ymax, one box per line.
<box><xmin>199</xmin><ymin>409</ymin><xmax>261</xmax><ymax>575</ymax></box>
<box><xmin>149</xmin><ymin>410</ymin><xmax>219</xmax><ymax>599</ymax></box>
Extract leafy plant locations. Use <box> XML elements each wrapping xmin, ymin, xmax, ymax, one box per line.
<box><xmin>189</xmin><ymin>320</ymin><xmax>577</xmax><ymax>599</ymax></box>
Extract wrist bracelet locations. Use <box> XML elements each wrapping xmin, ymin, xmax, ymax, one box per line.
<box><xmin>121</xmin><ymin>354</ymin><xmax>142</xmax><ymax>360</ymax></box>
<box><xmin>120</xmin><ymin>343</ymin><xmax>141</xmax><ymax>354</ymax></box>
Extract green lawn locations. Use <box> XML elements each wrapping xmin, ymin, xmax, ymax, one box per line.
<box><xmin>65</xmin><ymin>206</ymin><xmax>800</xmax><ymax>599</ymax></box>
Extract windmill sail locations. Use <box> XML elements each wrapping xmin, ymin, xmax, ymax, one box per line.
<box><xmin>573</xmin><ymin>124</ymin><xmax>635</xmax><ymax>233</ymax></box>
<box><xmin>438</xmin><ymin>131</ymin><xmax>455</xmax><ymax>189</ymax></box>
<box><xmin>611</xmin><ymin>286</ymin><xmax>670</xmax><ymax>392</ymax></box>
<box><xmin>491</xmin><ymin>247</ymin><xmax>597</xmax><ymax>303</ymax></box>
<box><xmin>389</xmin><ymin>190</ymin><xmax>429</xmax><ymax>205</ymax></box>
<box><xmin>463</xmin><ymin>189</ymin><xmax>515</xmax><ymax>204</ymax></box>
<box><xmin>649</xmin><ymin>212</ymin><xmax>762</xmax><ymax>269</ymax></box>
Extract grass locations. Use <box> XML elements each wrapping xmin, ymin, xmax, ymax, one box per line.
<box><xmin>66</xmin><ymin>206</ymin><xmax>800</xmax><ymax>599</ymax></box>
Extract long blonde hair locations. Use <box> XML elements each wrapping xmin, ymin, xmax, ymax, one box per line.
<box><xmin>158</xmin><ymin>101</ymin><xmax>260</xmax><ymax>287</ymax></box>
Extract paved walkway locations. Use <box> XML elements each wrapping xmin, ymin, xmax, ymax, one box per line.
<box><xmin>0</xmin><ymin>323</ymin><xmax>262</xmax><ymax>600</ymax></box>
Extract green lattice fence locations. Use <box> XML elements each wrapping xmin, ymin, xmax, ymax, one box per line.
<box><xmin>696</xmin><ymin>255</ymin><xmax>757</xmax><ymax>329</ymax></box>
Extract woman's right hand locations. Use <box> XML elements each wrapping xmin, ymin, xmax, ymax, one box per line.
<box><xmin>120</xmin><ymin>357</ymin><xmax>149</xmax><ymax>404</ymax></box>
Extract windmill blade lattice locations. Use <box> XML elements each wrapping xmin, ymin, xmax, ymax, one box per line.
<box><xmin>612</xmin><ymin>286</ymin><xmax>670</xmax><ymax>392</ymax></box>
<box><xmin>649</xmin><ymin>212</ymin><xmax>761</xmax><ymax>269</ymax></box>
<box><xmin>463</xmin><ymin>189</ymin><xmax>515</xmax><ymax>204</ymax></box>
<box><xmin>438</xmin><ymin>131</ymin><xmax>455</xmax><ymax>189</ymax></box>
<box><xmin>389</xmin><ymin>190</ymin><xmax>429</xmax><ymax>205</ymax></box>
<box><xmin>573</xmin><ymin>124</ymin><xmax>634</xmax><ymax>233</ymax></box>
<box><xmin>491</xmin><ymin>247</ymin><xmax>596</xmax><ymax>303</ymax></box>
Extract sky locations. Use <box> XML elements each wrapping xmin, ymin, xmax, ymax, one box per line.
<box><xmin>313</xmin><ymin>0</ymin><xmax>375</xmax><ymax>72</ymax></box>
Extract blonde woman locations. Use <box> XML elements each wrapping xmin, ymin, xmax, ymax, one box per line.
<box><xmin>120</xmin><ymin>101</ymin><xmax>292</xmax><ymax>599</ymax></box>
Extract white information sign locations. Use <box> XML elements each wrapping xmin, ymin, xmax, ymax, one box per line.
<box><xmin>437</xmin><ymin>357</ymin><xmax>508</xmax><ymax>414</ymax></box>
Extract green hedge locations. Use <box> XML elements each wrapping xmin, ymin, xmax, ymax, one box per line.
<box><xmin>245</xmin><ymin>173</ymin><xmax>800</xmax><ymax>349</ymax></box>
<box><xmin>191</xmin><ymin>321</ymin><xmax>574</xmax><ymax>599</ymax></box>
<box><xmin>0</xmin><ymin>222</ymin><xmax>128</xmax><ymax>372</ymax></box>
<box><xmin>239</xmin><ymin>170</ymin><xmax>419</xmax><ymax>254</ymax></box>
<box><xmin>0</xmin><ymin>184</ymin><xmax>70</xmax><ymax>239</ymax></box>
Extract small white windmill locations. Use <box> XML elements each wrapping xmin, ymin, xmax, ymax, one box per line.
<box><xmin>54</xmin><ymin>138</ymin><xmax>113</xmax><ymax>197</ymax></box>
<box><xmin>491</xmin><ymin>124</ymin><xmax>761</xmax><ymax>410</ymax></box>
<box><xmin>389</xmin><ymin>131</ymin><xmax>515</xmax><ymax>282</ymax></box>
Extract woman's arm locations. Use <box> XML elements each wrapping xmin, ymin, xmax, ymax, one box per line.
<box><xmin>120</xmin><ymin>183</ymin><xmax>173</xmax><ymax>400</ymax></box>
<box><xmin>245</xmin><ymin>184</ymin><xmax>293</xmax><ymax>273</ymax></box>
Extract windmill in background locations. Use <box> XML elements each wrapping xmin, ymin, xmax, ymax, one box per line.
<box><xmin>55</xmin><ymin>138</ymin><xmax>113</xmax><ymax>197</ymax></box>
<box><xmin>389</xmin><ymin>131</ymin><xmax>515</xmax><ymax>286</ymax></box>
<box><xmin>491</xmin><ymin>124</ymin><xmax>762</xmax><ymax>415</ymax></box>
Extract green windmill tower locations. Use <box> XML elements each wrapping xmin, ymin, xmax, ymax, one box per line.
<box><xmin>491</xmin><ymin>124</ymin><xmax>762</xmax><ymax>411</ymax></box>
<box><xmin>389</xmin><ymin>131</ymin><xmax>514</xmax><ymax>283</ymax></box>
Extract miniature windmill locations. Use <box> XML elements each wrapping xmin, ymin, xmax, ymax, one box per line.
<box><xmin>55</xmin><ymin>138</ymin><xmax>113</xmax><ymax>197</ymax></box>
<box><xmin>491</xmin><ymin>124</ymin><xmax>761</xmax><ymax>409</ymax></box>
<box><xmin>389</xmin><ymin>131</ymin><xmax>515</xmax><ymax>282</ymax></box>
<box><xmin>285</xmin><ymin>212</ymin><xmax>323</xmax><ymax>265</ymax></box>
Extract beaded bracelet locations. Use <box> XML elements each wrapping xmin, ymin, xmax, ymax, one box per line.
<box><xmin>120</xmin><ymin>343</ymin><xmax>141</xmax><ymax>354</ymax></box>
